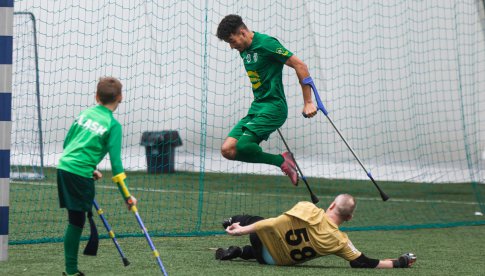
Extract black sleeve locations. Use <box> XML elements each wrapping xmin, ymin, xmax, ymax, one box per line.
<box><xmin>349</xmin><ymin>253</ymin><xmax>380</xmax><ymax>268</ymax></box>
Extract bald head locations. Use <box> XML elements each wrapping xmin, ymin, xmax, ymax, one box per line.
<box><xmin>333</xmin><ymin>194</ymin><xmax>356</xmax><ymax>221</ymax></box>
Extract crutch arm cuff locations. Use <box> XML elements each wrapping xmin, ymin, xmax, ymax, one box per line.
<box><xmin>112</xmin><ymin>172</ymin><xmax>127</xmax><ymax>182</ymax></box>
<box><xmin>301</xmin><ymin>76</ymin><xmax>314</xmax><ymax>85</ymax></box>
<box><xmin>112</xmin><ymin>172</ymin><xmax>131</xmax><ymax>199</ymax></box>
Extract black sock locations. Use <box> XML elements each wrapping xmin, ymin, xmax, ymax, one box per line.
<box><xmin>240</xmin><ymin>245</ymin><xmax>256</xmax><ymax>260</ymax></box>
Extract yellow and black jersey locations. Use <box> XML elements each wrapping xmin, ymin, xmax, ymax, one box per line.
<box><xmin>253</xmin><ymin>201</ymin><xmax>361</xmax><ymax>265</ymax></box>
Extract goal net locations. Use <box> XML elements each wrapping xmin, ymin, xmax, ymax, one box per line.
<box><xmin>8</xmin><ymin>0</ymin><xmax>485</xmax><ymax>244</ymax></box>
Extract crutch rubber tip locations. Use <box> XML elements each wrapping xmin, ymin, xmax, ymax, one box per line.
<box><xmin>381</xmin><ymin>194</ymin><xmax>390</xmax><ymax>201</ymax></box>
<box><xmin>123</xmin><ymin>258</ymin><xmax>130</xmax><ymax>266</ymax></box>
<box><xmin>311</xmin><ymin>195</ymin><xmax>320</xmax><ymax>204</ymax></box>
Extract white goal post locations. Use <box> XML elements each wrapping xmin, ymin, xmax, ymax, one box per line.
<box><xmin>0</xmin><ymin>0</ymin><xmax>14</xmax><ymax>262</ymax></box>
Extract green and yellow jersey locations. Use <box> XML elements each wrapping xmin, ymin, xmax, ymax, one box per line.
<box><xmin>253</xmin><ymin>201</ymin><xmax>361</xmax><ymax>265</ymax></box>
<box><xmin>240</xmin><ymin>32</ymin><xmax>293</xmax><ymax>116</ymax></box>
<box><xmin>58</xmin><ymin>105</ymin><xmax>124</xmax><ymax>178</ymax></box>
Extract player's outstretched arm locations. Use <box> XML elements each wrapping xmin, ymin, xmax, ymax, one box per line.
<box><xmin>350</xmin><ymin>252</ymin><xmax>417</xmax><ymax>269</ymax></box>
<box><xmin>225</xmin><ymin>222</ymin><xmax>256</xmax><ymax>236</ymax></box>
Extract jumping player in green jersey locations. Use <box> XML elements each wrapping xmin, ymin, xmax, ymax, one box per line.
<box><xmin>216</xmin><ymin>14</ymin><xmax>318</xmax><ymax>186</ymax></box>
<box><xmin>57</xmin><ymin>77</ymin><xmax>137</xmax><ymax>276</ymax></box>
<box><xmin>216</xmin><ymin>194</ymin><xmax>417</xmax><ymax>269</ymax></box>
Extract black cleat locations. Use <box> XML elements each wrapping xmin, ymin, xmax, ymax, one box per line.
<box><xmin>215</xmin><ymin>246</ymin><xmax>242</xmax><ymax>261</ymax></box>
<box><xmin>222</xmin><ymin>217</ymin><xmax>232</xmax><ymax>229</ymax></box>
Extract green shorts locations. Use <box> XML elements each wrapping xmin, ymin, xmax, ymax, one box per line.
<box><xmin>57</xmin><ymin>169</ymin><xmax>95</xmax><ymax>212</ymax></box>
<box><xmin>228</xmin><ymin>112</ymin><xmax>286</xmax><ymax>141</ymax></box>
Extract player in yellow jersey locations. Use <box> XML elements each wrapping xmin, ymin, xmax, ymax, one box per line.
<box><xmin>216</xmin><ymin>194</ymin><xmax>416</xmax><ymax>268</ymax></box>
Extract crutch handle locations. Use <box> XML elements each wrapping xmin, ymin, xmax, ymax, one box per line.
<box><xmin>302</xmin><ymin>76</ymin><xmax>328</xmax><ymax>115</ymax></box>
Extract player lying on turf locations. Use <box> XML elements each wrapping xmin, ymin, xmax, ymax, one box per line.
<box><xmin>216</xmin><ymin>194</ymin><xmax>416</xmax><ymax>268</ymax></box>
<box><xmin>216</xmin><ymin>14</ymin><xmax>317</xmax><ymax>186</ymax></box>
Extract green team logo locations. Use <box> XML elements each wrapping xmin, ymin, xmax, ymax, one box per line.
<box><xmin>247</xmin><ymin>70</ymin><xmax>261</xmax><ymax>89</ymax></box>
<box><xmin>276</xmin><ymin>48</ymin><xmax>289</xmax><ymax>56</ymax></box>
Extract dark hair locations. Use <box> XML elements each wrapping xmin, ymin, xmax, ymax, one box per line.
<box><xmin>96</xmin><ymin>77</ymin><xmax>122</xmax><ymax>104</ymax></box>
<box><xmin>216</xmin><ymin>14</ymin><xmax>247</xmax><ymax>40</ymax></box>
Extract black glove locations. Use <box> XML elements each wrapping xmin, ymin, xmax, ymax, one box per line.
<box><xmin>393</xmin><ymin>252</ymin><xmax>417</xmax><ymax>268</ymax></box>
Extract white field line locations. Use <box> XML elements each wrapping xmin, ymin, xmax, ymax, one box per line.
<box><xmin>11</xmin><ymin>180</ymin><xmax>480</xmax><ymax>206</ymax></box>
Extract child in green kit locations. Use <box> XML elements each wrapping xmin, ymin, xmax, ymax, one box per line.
<box><xmin>57</xmin><ymin>77</ymin><xmax>136</xmax><ymax>276</ymax></box>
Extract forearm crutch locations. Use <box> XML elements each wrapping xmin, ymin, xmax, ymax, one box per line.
<box><xmin>112</xmin><ymin>173</ymin><xmax>168</xmax><ymax>275</ymax></box>
<box><xmin>302</xmin><ymin>76</ymin><xmax>389</xmax><ymax>201</ymax></box>
<box><xmin>93</xmin><ymin>199</ymin><xmax>130</xmax><ymax>266</ymax></box>
<box><xmin>276</xmin><ymin>129</ymin><xmax>319</xmax><ymax>204</ymax></box>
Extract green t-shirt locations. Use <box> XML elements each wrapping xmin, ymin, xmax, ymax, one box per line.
<box><xmin>240</xmin><ymin>32</ymin><xmax>293</xmax><ymax>115</ymax></box>
<box><xmin>58</xmin><ymin>105</ymin><xmax>124</xmax><ymax>178</ymax></box>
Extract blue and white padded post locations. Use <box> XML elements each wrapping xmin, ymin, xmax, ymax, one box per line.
<box><xmin>0</xmin><ymin>0</ymin><xmax>14</xmax><ymax>262</ymax></box>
